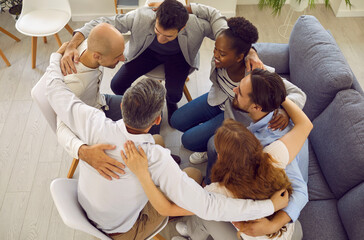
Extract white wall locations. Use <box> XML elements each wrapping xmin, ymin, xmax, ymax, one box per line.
<box><xmin>70</xmin><ymin>0</ymin><xmax>238</xmax><ymax>21</ymax></box>
<box><xmin>70</xmin><ymin>0</ymin><xmax>115</xmax><ymax>21</ymax></box>
<box><xmin>190</xmin><ymin>0</ymin><xmax>238</xmax><ymax>18</ymax></box>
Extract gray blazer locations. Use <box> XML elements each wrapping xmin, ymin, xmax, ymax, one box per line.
<box><xmin>75</xmin><ymin>3</ymin><xmax>227</xmax><ymax>70</ymax></box>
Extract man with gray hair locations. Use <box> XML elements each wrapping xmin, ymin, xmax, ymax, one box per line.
<box><xmin>45</xmin><ymin>48</ymin><xmax>288</xmax><ymax>238</ymax></box>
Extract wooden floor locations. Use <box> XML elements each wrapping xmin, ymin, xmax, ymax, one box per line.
<box><xmin>0</xmin><ymin>5</ymin><xmax>363</xmax><ymax>240</ymax></box>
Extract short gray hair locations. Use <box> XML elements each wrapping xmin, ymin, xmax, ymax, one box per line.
<box><xmin>122</xmin><ymin>78</ymin><xmax>166</xmax><ymax>130</ymax></box>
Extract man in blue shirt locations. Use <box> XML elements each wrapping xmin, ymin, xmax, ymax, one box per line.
<box><xmin>206</xmin><ymin>68</ymin><xmax>308</xmax><ymax>237</ymax></box>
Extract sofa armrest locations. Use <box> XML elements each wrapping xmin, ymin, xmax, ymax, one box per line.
<box><xmin>253</xmin><ymin>43</ymin><xmax>289</xmax><ymax>74</ymax></box>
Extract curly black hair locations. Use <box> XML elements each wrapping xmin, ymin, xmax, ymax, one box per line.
<box><xmin>222</xmin><ymin>17</ymin><xmax>258</xmax><ymax>57</ymax></box>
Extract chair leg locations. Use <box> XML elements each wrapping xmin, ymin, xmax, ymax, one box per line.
<box><xmin>64</xmin><ymin>24</ymin><xmax>73</xmax><ymax>35</ymax></box>
<box><xmin>0</xmin><ymin>27</ymin><xmax>20</xmax><ymax>42</ymax></box>
<box><xmin>43</xmin><ymin>36</ymin><xmax>47</xmax><ymax>43</ymax></box>
<box><xmin>185</xmin><ymin>76</ymin><xmax>190</xmax><ymax>82</ymax></box>
<box><xmin>153</xmin><ymin>234</ymin><xmax>166</xmax><ymax>240</ymax></box>
<box><xmin>183</xmin><ymin>83</ymin><xmax>192</xmax><ymax>102</ymax></box>
<box><xmin>114</xmin><ymin>0</ymin><xmax>118</xmax><ymax>14</ymax></box>
<box><xmin>0</xmin><ymin>49</ymin><xmax>11</xmax><ymax>67</ymax></box>
<box><xmin>67</xmin><ymin>158</ymin><xmax>79</xmax><ymax>179</ymax></box>
<box><xmin>54</xmin><ymin>33</ymin><xmax>62</xmax><ymax>47</ymax></box>
<box><xmin>31</xmin><ymin>36</ymin><xmax>37</xmax><ymax>69</ymax></box>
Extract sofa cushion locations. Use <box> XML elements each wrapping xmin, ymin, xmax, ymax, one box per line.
<box><xmin>254</xmin><ymin>43</ymin><xmax>289</xmax><ymax>74</ymax></box>
<box><xmin>307</xmin><ymin>143</ymin><xmax>335</xmax><ymax>201</ymax></box>
<box><xmin>310</xmin><ymin>89</ymin><xmax>364</xmax><ymax>198</ymax></box>
<box><xmin>299</xmin><ymin>199</ymin><xmax>348</xmax><ymax>240</ymax></box>
<box><xmin>338</xmin><ymin>182</ymin><xmax>364</xmax><ymax>240</ymax></box>
<box><xmin>289</xmin><ymin>15</ymin><xmax>353</xmax><ymax>120</ymax></box>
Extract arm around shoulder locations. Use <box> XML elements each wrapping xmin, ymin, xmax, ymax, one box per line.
<box><xmin>280</xmin><ymin>98</ymin><xmax>313</xmax><ymax>164</ymax></box>
<box><xmin>190</xmin><ymin>3</ymin><xmax>227</xmax><ymax>39</ymax></box>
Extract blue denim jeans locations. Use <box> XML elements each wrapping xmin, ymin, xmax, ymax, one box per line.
<box><xmin>170</xmin><ymin>93</ymin><xmax>224</xmax><ymax>152</ymax></box>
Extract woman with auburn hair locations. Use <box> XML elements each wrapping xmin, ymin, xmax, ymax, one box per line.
<box><xmin>209</xmin><ymin>119</ymin><xmax>294</xmax><ymax>239</ymax></box>
<box><xmin>121</xmin><ymin>98</ymin><xmax>312</xmax><ymax>240</ymax></box>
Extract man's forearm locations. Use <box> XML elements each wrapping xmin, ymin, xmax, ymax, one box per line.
<box><xmin>78</xmin><ymin>144</ymin><xmax>91</xmax><ymax>163</ymax></box>
<box><xmin>190</xmin><ymin>3</ymin><xmax>227</xmax><ymax>38</ymax></box>
<box><xmin>67</xmin><ymin>32</ymin><xmax>85</xmax><ymax>50</ymax></box>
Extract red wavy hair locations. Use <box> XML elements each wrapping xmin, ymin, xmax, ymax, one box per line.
<box><xmin>211</xmin><ymin>119</ymin><xmax>293</xmax><ymax>238</ymax></box>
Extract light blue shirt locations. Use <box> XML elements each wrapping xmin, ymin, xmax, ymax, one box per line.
<box><xmin>248</xmin><ymin>111</ymin><xmax>309</xmax><ymax>222</ymax></box>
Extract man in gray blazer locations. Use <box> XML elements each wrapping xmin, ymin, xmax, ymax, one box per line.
<box><xmin>60</xmin><ymin>0</ymin><xmax>263</xmax><ymax>123</ymax></box>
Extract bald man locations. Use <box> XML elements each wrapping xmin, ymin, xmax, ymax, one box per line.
<box><xmin>55</xmin><ymin>23</ymin><xmax>127</xmax><ymax>179</ymax></box>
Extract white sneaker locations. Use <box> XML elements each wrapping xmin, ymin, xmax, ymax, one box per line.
<box><xmin>189</xmin><ymin>152</ymin><xmax>208</xmax><ymax>164</ymax></box>
<box><xmin>175</xmin><ymin>222</ymin><xmax>190</xmax><ymax>237</ymax></box>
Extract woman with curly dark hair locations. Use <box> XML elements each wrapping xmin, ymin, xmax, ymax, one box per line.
<box><xmin>169</xmin><ymin>17</ymin><xmax>305</xmax><ymax>165</ymax></box>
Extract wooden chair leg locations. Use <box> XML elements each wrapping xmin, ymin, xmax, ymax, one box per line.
<box><xmin>54</xmin><ymin>33</ymin><xmax>62</xmax><ymax>47</ymax></box>
<box><xmin>153</xmin><ymin>234</ymin><xmax>166</xmax><ymax>240</ymax></box>
<box><xmin>0</xmin><ymin>27</ymin><xmax>20</xmax><ymax>42</ymax></box>
<box><xmin>64</xmin><ymin>24</ymin><xmax>73</xmax><ymax>35</ymax></box>
<box><xmin>114</xmin><ymin>0</ymin><xmax>118</xmax><ymax>14</ymax></box>
<box><xmin>185</xmin><ymin>76</ymin><xmax>190</xmax><ymax>82</ymax></box>
<box><xmin>183</xmin><ymin>83</ymin><xmax>192</xmax><ymax>102</ymax></box>
<box><xmin>67</xmin><ymin>158</ymin><xmax>79</xmax><ymax>178</ymax></box>
<box><xmin>43</xmin><ymin>36</ymin><xmax>47</xmax><ymax>43</ymax></box>
<box><xmin>31</xmin><ymin>36</ymin><xmax>37</xmax><ymax>69</ymax></box>
<box><xmin>0</xmin><ymin>49</ymin><xmax>11</xmax><ymax>67</ymax></box>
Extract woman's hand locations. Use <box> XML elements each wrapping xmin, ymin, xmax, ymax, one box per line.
<box><xmin>121</xmin><ymin>141</ymin><xmax>149</xmax><ymax>177</ymax></box>
<box><xmin>245</xmin><ymin>48</ymin><xmax>265</xmax><ymax>72</ymax></box>
<box><xmin>269</xmin><ymin>108</ymin><xmax>290</xmax><ymax>131</ymax></box>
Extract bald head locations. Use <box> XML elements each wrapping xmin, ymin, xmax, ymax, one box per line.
<box><xmin>87</xmin><ymin>23</ymin><xmax>125</xmax><ymax>68</ymax></box>
<box><xmin>88</xmin><ymin>23</ymin><xmax>124</xmax><ymax>55</ymax></box>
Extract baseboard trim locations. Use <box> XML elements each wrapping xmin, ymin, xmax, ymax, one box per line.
<box><xmin>334</xmin><ymin>9</ymin><xmax>364</xmax><ymax>17</ymax></box>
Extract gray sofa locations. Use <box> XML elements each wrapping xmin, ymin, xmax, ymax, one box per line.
<box><xmin>255</xmin><ymin>15</ymin><xmax>364</xmax><ymax>240</ymax></box>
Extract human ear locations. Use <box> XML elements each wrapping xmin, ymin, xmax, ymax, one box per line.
<box><xmin>237</xmin><ymin>53</ymin><xmax>245</xmax><ymax>63</ymax></box>
<box><xmin>154</xmin><ymin>115</ymin><xmax>162</xmax><ymax>125</ymax></box>
<box><xmin>93</xmin><ymin>52</ymin><xmax>102</xmax><ymax>61</ymax></box>
<box><xmin>252</xmin><ymin>103</ymin><xmax>262</xmax><ymax>112</ymax></box>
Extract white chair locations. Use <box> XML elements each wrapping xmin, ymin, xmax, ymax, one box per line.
<box><xmin>15</xmin><ymin>0</ymin><xmax>74</xmax><ymax>68</ymax></box>
<box><xmin>50</xmin><ymin>178</ymin><xmax>168</xmax><ymax>240</ymax></box>
<box><xmin>31</xmin><ymin>75</ymin><xmax>79</xmax><ymax>178</ymax></box>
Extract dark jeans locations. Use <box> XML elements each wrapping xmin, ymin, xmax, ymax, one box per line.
<box><xmin>111</xmin><ymin>48</ymin><xmax>190</xmax><ymax>104</ymax></box>
<box><xmin>170</xmin><ymin>93</ymin><xmax>224</xmax><ymax>152</ymax></box>
<box><xmin>103</xmin><ymin>94</ymin><xmax>160</xmax><ymax>135</ymax></box>
<box><xmin>206</xmin><ymin>135</ymin><xmax>217</xmax><ymax>185</ymax></box>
